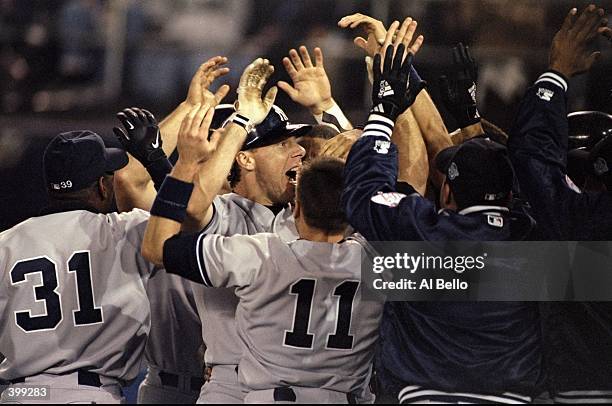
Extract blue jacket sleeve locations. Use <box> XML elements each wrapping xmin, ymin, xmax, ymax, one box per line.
<box><xmin>508</xmin><ymin>71</ymin><xmax>612</xmax><ymax>240</ymax></box>
<box><xmin>342</xmin><ymin>113</ymin><xmax>458</xmax><ymax>241</ymax></box>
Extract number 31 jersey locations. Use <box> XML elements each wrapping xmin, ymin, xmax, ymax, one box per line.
<box><xmin>194</xmin><ymin>233</ymin><xmax>383</xmax><ymax>394</ymax></box>
<box><xmin>0</xmin><ymin>209</ymin><xmax>154</xmax><ymax>383</ymax></box>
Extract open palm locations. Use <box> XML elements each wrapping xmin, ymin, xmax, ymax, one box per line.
<box><xmin>278</xmin><ymin>46</ymin><xmax>333</xmax><ymax>114</ymax></box>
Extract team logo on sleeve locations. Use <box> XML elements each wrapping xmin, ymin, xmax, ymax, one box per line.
<box><xmin>371</xmin><ymin>192</ymin><xmax>407</xmax><ymax>208</ymax></box>
<box><xmin>373</xmin><ymin>140</ymin><xmax>391</xmax><ymax>154</ymax></box>
<box><xmin>536</xmin><ymin>88</ymin><xmax>554</xmax><ymax>101</ymax></box>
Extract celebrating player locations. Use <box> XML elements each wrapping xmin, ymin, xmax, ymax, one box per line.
<box><xmin>0</xmin><ymin>131</ymin><xmax>155</xmax><ymax>403</ymax></box>
<box><xmin>508</xmin><ymin>5</ymin><xmax>612</xmax><ymax>403</ymax></box>
<box><xmin>342</xmin><ymin>20</ymin><xmax>543</xmax><ymax>404</ymax></box>
<box><xmin>141</xmin><ymin>107</ymin><xmax>383</xmax><ymax>402</ymax></box>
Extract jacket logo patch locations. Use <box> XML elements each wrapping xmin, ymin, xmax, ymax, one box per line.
<box><xmin>448</xmin><ymin>162</ymin><xmax>459</xmax><ymax>180</ymax></box>
<box><xmin>487</xmin><ymin>214</ymin><xmax>504</xmax><ymax>228</ymax></box>
<box><xmin>373</xmin><ymin>140</ymin><xmax>391</xmax><ymax>154</ymax></box>
<box><xmin>371</xmin><ymin>192</ymin><xmax>407</xmax><ymax>208</ymax></box>
<box><xmin>536</xmin><ymin>88</ymin><xmax>554</xmax><ymax>101</ymax></box>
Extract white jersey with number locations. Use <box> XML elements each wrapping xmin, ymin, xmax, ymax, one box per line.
<box><xmin>196</xmin><ymin>233</ymin><xmax>383</xmax><ymax>393</ymax></box>
<box><xmin>191</xmin><ymin>193</ymin><xmax>298</xmax><ymax>367</ymax></box>
<box><xmin>0</xmin><ymin>209</ymin><xmax>153</xmax><ymax>383</ymax></box>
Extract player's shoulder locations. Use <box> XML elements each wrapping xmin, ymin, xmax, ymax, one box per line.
<box><xmin>105</xmin><ymin>208</ymin><xmax>150</xmax><ymax>227</ymax></box>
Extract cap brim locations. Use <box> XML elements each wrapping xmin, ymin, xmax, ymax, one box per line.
<box><xmin>434</xmin><ymin>145</ymin><xmax>460</xmax><ymax>173</ymax></box>
<box><xmin>104</xmin><ymin>147</ymin><xmax>129</xmax><ymax>173</ymax></box>
<box><xmin>245</xmin><ymin>124</ymin><xmax>314</xmax><ymax>150</ymax></box>
<box><xmin>567</xmin><ymin>148</ymin><xmax>590</xmax><ymax>162</ymax></box>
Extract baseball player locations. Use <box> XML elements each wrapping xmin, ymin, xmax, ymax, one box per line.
<box><xmin>182</xmin><ymin>59</ymin><xmax>310</xmax><ymax>404</ymax></box>
<box><xmin>110</xmin><ymin>58</ymin><xmax>233</xmax><ymax>404</ymax></box>
<box><xmin>140</xmin><ymin>104</ymin><xmax>383</xmax><ymax>402</ymax></box>
<box><xmin>113</xmin><ymin>104</ymin><xmax>234</xmax><ymax>405</ymax></box>
<box><xmin>0</xmin><ymin>130</ymin><xmax>155</xmax><ymax>403</ymax></box>
<box><xmin>508</xmin><ymin>6</ymin><xmax>612</xmax><ymax>403</ymax></box>
<box><xmin>342</xmin><ymin>23</ymin><xmax>543</xmax><ymax>404</ymax></box>
<box><xmin>113</xmin><ymin>58</ymin><xmax>309</xmax><ymax>403</ymax></box>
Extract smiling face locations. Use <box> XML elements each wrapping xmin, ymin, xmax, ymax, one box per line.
<box><xmin>250</xmin><ymin>136</ymin><xmax>306</xmax><ymax>204</ymax></box>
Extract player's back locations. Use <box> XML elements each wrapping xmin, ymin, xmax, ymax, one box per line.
<box><xmin>232</xmin><ymin>235</ymin><xmax>383</xmax><ymax>395</ymax></box>
<box><xmin>0</xmin><ymin>209</ymin><xmax>153</xmax><ymax>383</ymax></box>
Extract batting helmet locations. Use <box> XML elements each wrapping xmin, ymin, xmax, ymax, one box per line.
<box><xmin>568</xmin><ymin>111</ymin><xmax>612</xmax><ymax>150</ymax></box>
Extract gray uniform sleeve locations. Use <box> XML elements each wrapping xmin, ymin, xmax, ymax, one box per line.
<box><xmin>163</xmin><ymin>232</ymin><xmax>268</xmax><ymax>288</ymax></box>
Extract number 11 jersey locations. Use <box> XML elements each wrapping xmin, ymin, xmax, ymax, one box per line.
<box><xmin>166</xmin><ymin>231</ymin><xmax>383</xmax><ymax>394</ymax></box>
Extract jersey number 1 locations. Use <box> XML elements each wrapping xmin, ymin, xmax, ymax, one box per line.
<box><xmin>284</xmin><ymin>279</ymin><xmax>359</xmax><ymax>350</ymax></box>
<box><xmin>10</xmin><ymin>252</ymin><xmax>103</xmax><ymax>332</ymax></box>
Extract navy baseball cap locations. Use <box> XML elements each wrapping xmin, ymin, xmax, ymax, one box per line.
<box><xmin>240</xmin><ymin>105</ymin><xmax>312</xmax><ymax>150</ymax></box>
<box><xmin>435</xmin><ymin>137</ymin><xmax>514</xmax><ymax>208</ymax></box>
<box><xmin>43</xmin><ymin>130</ymin><xmax>128</xmax><ymax>193</ymax></box>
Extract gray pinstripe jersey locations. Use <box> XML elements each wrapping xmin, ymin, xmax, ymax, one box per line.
<box><xmin>197</xmin><ymin>233</ymin><xmax>383</xmax><ymax>393</ymax></box>
<box><xmin>191</xmin><ymin>193</ymin><xmax>298</xmax><ymax>367</ymax></box>
<box><xmin>0</xmin><ymin>209</ymin><xmax>153</xmax><ymax>383</ymax></box>
<box><xmin>144</xmin><ymin>269</ymin><xmax>203</xmax><ymax>376</ymax></box>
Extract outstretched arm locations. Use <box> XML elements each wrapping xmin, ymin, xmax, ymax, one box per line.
<box><xmin>185</xmin><ymin>58</ymin><xmax>279</xmax><ymax>232</ymax></box>
<box><xmin>113</xmin><ymin>57</ymin><xmax>230</xmax><ymax>212</ymax></box>
<box><xmin>508</xmin><ymin>5</ymin><xmax>612</xmax><ymax>240</ymax></box>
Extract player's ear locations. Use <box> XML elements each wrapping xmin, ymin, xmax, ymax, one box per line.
<box><xmin>97</xmin><ymin>175</ymin><xmax>113</xmax><ymax>202</ymax></box>
<box><xmin>236</xmin><ymin>151</ymin><xmax>255</xmax><ymax>172</ymax></box>
<box><xmin>440</xmin><ymin>179</ymin><xmax>455</xmax><ymax>210</ymax></box>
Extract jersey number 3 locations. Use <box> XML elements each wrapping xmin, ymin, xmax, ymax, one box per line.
<box><xmin>10</xmin><ymin>251</ymin><xmax>103</xmax><ymax>333</ymax></box>
<box><xmin>284</xmin><ymin>279</ymin><xmax>359</xmax><ymax>350</ymax></box>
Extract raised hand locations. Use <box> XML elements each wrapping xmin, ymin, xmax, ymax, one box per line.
<box><xmin>235</xmin><ymin>58</ymin><xmax>277</xmax><ymax>125</ymax></box>
<box><xmin>114</xmin><ymin>107</ymin><xmax>166</xmax><ymax>167</ymax></box>
<box><xmin>438</xmin><ymin>43</ymin><xmax>481</xmax><ymax>128</ymax></box>
<box><xmin>185</xmin><ymin>56</ymin><xmax>231</xmax><ymax>108</ymax></box>
<box><xmin>371</xmin><ymin>18</ymin><xmax>426</xmax><ymax>120</ymax></box>
<box><xmin>549</xmin><ymin>5</ymin><xmax>609</xmax><ymax>78</ymax></box>
<box><xmin>176</xmin><ymin>103</ymin><xmax>219</xmax><ymax>166</ymax></box>
<box><xmin>338</xmin><ymin>13</ymin><xmax>387</xmax><ymax>57</ymax></box>
<box><xmin>278</xmin><ymin>46</ymin><xmax>334</xmax><ymax>115</ymax></box>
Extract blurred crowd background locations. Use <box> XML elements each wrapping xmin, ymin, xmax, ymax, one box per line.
<box><xmin>1</xmin><ymin>0</ymin><xmax>611</xmax><ymax>232</ymax></box>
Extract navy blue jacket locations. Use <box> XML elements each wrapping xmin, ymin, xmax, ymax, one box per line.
<box><xmin>342</xmin><ymin>113</ymin><xmax>543</xmax><ymax>397</ymax></box>
<box><xmin>508</xmin><ymin>71</ymin><xmax>612</xmax><ymax>392</ymax></box>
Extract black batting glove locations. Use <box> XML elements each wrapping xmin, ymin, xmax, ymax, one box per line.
<box><xmin>371</xmin><ymin>44</ymin><xmax>426</xmax><ymax>121</ymax></box>
<box><xmin>438</xmin><ymin>43</ymin><xmax>481</xmax><ymax>128</ymax></box>
<box><xmin>113</xmin><ymin>107</ymin><xmax>167</xmax><ymax>167</ymax></box>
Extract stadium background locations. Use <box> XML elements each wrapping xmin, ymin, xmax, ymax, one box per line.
<box><xmin>1</xmin><ymin>0</ymin><xmax>611</xmax><ymax>233</ymax></box>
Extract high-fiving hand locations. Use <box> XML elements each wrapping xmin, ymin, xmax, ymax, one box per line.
<box><xmin>176</xmin><ymin>103</ymin><xmax>219</xmax><ymax>166</ymax></box>
<box><xmin>185</xmin><ymin>56</ymin><xmax>231</xmax><ymax>108</ymax></box>
<box><xmin>235</xmin><ymin>58</ymin><xmax>277</xmax><ymax>125</ymax></box>
<box><xmin>371</xmin><ymin>19</ymin><xmax>426</xmax><ymax>121</ymax></box>
<box><xmin>278</xmin><ymin>46</ymin><xmax>334</xmax><ymax>115</ymax></box>
<box><xmin>114</xmin><ymin>107</ymin><xmax>166</xmax><ymax>167</ymax></box>
<box><xmin>438</xmin><ymin>43</ymin><xmax>481</xmax><ymax>128</ymax></box>
<box><xmin>549</xmin><ymin>5</ymin><xmax>610</xmax><ymax>78</ymax></box>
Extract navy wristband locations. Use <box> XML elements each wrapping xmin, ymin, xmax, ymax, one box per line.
<box><xmin>150</xmin><ymin>176</ymin><xmax>194</xmax><ymax>223</ymax></box>
<box><xmin>146</xmin><ymin>158</ymin><xmax>173</xmax><ymax>191</ymax></box>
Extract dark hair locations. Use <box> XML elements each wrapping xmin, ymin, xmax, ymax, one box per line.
<box><xmin>228</xmin><ymin>160</ymin><xmax>241</xmax><ymax>189</ymax></box>
<box><xmin>297</xmin><ymin>156</ymin><xmax>347</xmax><ymax>233</ymax></box>
<box><xmin>300</xmin><ymin>124</ymin><xmax>340</xmax><ymax>140</ymax></box>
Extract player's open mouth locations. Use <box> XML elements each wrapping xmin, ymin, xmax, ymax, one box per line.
<box><xmin>285</xmin><ymin>168</ymin><xmax>298</xmax><ymax>186</ymax></box>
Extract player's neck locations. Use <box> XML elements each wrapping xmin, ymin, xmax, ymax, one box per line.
<box><xmin>234</xmin><ymin>180</ymin><xmax>274</xmax><ymax>207</ymax></box>
<box><xmin>297</xmin><ymin>221</ymin><xmax>344</xmax><ymax>243</ymax></box>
